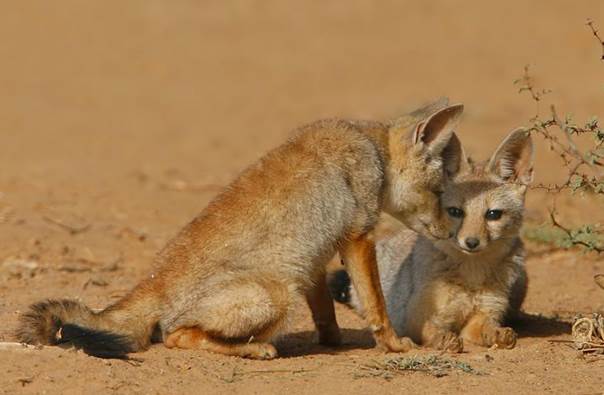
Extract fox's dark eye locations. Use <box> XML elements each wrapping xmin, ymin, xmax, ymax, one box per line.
<box><xmin>485</xmin><ymin>209</ymin><xmax>503</xmax><ymax>220</ymax></box>
<box><xmin>447</xmin><ymin>207</ymin><xmax>464</xmax><ymax>218</ymax></box>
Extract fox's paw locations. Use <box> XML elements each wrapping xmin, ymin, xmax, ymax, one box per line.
<box><xmin>243</xmin><ymin>343</ymin><xmax>278</xmax><ymax>360</ymax></box>
<box><xmin>440</xmin><ymin>332</ymin><xmax>464</xmax><ymax>353</ymax></box>
<box><xmin>493</xmin><ymin>327</ymin><xmax>517</xmax><ymax>349</ymax></box>
<box><xmin>380</xmin><ymin>336</ymin><xmax>417</xmax><ymax>353</ymax></box>
<box><xmin>429</xmin><ymin>331</ymin><xmax>464</xmax><ymax>353</ymax></box>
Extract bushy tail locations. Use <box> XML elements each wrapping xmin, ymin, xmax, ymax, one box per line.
<box><xmin>327</xmin><ymin>269</ymin><xmax>352</xmax><ymax>306</ymax></box>
<box><xmin>15</xmin><ymin>287</ymin><xmax>161</xmax><ymax>358</ymax></box>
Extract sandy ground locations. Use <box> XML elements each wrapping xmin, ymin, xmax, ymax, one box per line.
<box><xmin>1</xmin><ymin>1</ymin><xmax>604</xmax><ymax>394</ymax></box>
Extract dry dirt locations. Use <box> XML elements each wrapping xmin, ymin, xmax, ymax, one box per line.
<box><xmin>1</xmin><ymin>1</ymin><xmax>604</xmax><ymax>394</ymax></box>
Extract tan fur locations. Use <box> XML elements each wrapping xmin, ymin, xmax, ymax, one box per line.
<box><xmin>164</xmin><ymin>327</ymin><xmax>278</xmax><ymax>359</ymax></box>
<box><xmin>345</xmin><ymin>128</ymin><xmax>533</xmax><ymax>352</ymax></box>
<box><xmin>16</xmin><ymin>100</ymin><xmax>465</xmax><ymax>359</ymax></box>
<box><xmin>340</xmin><ymin>234</ymin><xmax>414</xmax><ymax>351</ymax></box>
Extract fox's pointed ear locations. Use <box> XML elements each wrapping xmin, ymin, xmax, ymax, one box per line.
<box><xmin>412</xmin><ymin>104</ymin><xmax>464</xmax><ymax>158</ymax></box>
<box><xmin>440</xmin><ymin>132</ymin><xmax>468</xmax><ymax>177</ymax></box>
<box><xmin>488</xmin><ymin>128</ymin><xmax>534</xmax><ymax>184</ymax></box>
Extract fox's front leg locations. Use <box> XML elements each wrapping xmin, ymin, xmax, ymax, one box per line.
<box><xmin>305</xmin><ymin>274</ymin><xmax>342</xmax><ymax>346</ymax></box>
<box><xmin>461</xmin><ymin>313</ymin><xmax>517</xmax><ymax>349</ymax></box>
<box><xmin>339</xmin><ymin>233</ymin><xmax>415</xmax><ymax>352</ymax></box>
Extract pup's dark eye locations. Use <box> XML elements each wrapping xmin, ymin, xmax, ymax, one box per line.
<box><xmin>447</xmin><ymin>207</ymin><xmax>464</xmax><ymax>218</ymax></box>
<box><xmin>485</xmin><ymin>209</ymin><xmax>503</xmax><ymax>220</ymax></box>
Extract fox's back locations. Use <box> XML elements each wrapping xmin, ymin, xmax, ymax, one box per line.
<box><xmin>157</xmin><ymin>119</ymin><xmax>389</xmax><ymax>287</ymax></box>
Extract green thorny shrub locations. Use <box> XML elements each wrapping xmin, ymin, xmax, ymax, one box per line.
<box><xmin>519</xmin><ymin>19</ymin><xmax>604</xmax><ymax>253</ymax></box>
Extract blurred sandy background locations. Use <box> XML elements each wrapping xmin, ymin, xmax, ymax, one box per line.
<box><xmin>1</xmin><ymin>2</ymin><xmax>603</xmax><ymax>394</ymax></box>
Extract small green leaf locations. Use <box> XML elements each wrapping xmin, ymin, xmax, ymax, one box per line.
<box><xmin>570</xmin><ymin>175</ymin><xmax>584</xmax><ymax>192</ymax></box>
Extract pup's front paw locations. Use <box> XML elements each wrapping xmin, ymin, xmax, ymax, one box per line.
<box><xmin>429</xmin><ymin>331</ymin><xmax>464</xmax><ymax>353</ymax></box>
<box><xmin>494</xmin><ymin>327</ymin><xmax>517</xmax><ymax>349</ymax></box>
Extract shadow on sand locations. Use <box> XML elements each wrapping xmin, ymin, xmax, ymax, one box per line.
<box><xmin>509</xmin><ymin>311</ymin><xmax>572</xmax><ymax>338</ymax></box>
<box><xmin>276</xmin><ymin>328</ymin><xmax>374</xmax><ymax>358</ymax></box>
<box><xmin>276</xmin><ymin>312</ymin><xmax>571</xmax><ymax>357</ymax></box>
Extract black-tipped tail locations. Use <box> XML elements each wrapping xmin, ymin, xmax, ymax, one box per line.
<box><xmin>15</xmin><ymin>299</ymin><xmax>136</xmax><ymax>359</ymax></box>
<box><xmin>328</xmin><ymin>269</ymin><xmax>352</xmax><ymax>305</ymax></box>
<box><xmin>58</xmin><ymin>324</ymin><xmax>134</xmax><ymax>358</ymax></box>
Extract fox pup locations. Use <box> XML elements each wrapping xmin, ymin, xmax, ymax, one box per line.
<box><xmin>330</xmin><ymin>128</ymin><xmax>532</xmax><ymax>352</ymax></box>
<box><xmin>16</xmin><ymin>100</ymin><xmax>466</xmax><ymax>359</ymax></box>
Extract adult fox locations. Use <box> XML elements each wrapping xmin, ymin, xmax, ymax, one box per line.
<box><xmin>17</xmin><ymin>100</ymin><xmax>464</xmax><ymax>359</ymax></box>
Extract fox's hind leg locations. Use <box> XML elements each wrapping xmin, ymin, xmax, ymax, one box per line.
<box><xmin>305</xmin><ymin>274</ymin><xmax>341</xmax><ymax>346</ymax></box>
<box><xmin>165</xmin><ymin>327</ymin><xmax>277</xmax><ymax>359</ymax></box>
<box><xmin>164</xmin><ymin>276</ymin><xmax>289</xmax><ymax>359</ymax></box>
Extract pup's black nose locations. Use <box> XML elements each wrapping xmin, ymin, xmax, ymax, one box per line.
<box><xmin>465</xmin><ymin>237</ymin><xmax>480</xmax><ymax>250</ymax></box>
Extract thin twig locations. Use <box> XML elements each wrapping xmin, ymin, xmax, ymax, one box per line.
<box><xmin>520</xmin><ymin>72</ymin><xmax>604</xmax><ymax>194</ymax></box>
<box><xmin>42</xmin><ymin>216</ymin><xmax>91</xmax><ymax>235</ymax></box>
<box><xmin>549</xmin><ymin>209</ymin><xmax>604</xmax><ymax>253</ymax></box>
<box><xmin>531</xmin><ymin>183</ymin><xmax>570</xmax><ymax>192</ymax></box>
<box><xmin>586</xmin><ymin>19</ymin><xmax>604</xmax><ymax>61</ymax></box>
<box><xmin>547</xmin><ymin>339</ymin><xmax>575</xmax><ymax>344</ymax></box>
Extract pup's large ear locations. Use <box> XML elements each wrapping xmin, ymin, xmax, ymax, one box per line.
<box><xmin>412</xmin><ymin>104</ymin><xmax>464</xmax><ymax>176</ymax></box>
<box><xmin>440</xmin><ymin>132</ymin><xmax>468</xmax><ymax>178</ymax></box>
<box><xmin>412</xmin><ymin>104</ymin><xmax>464</xmax><ymax>157</ymax></box>
<box><xmin>487</xmin><ymin>128</ymin><xmax>534</xmax><ymax>184</ymax></box>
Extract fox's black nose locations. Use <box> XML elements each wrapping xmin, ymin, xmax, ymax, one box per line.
<box><xmin>465</xmin><ymin>237</ymin><xmax>480</xmax><ymax>250</ymax></box>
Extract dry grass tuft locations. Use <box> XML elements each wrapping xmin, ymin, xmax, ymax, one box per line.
<box><xmin>355</xmin><ymin>355</ymin><xmax>485</xmax><ymax>379</ymax></box>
